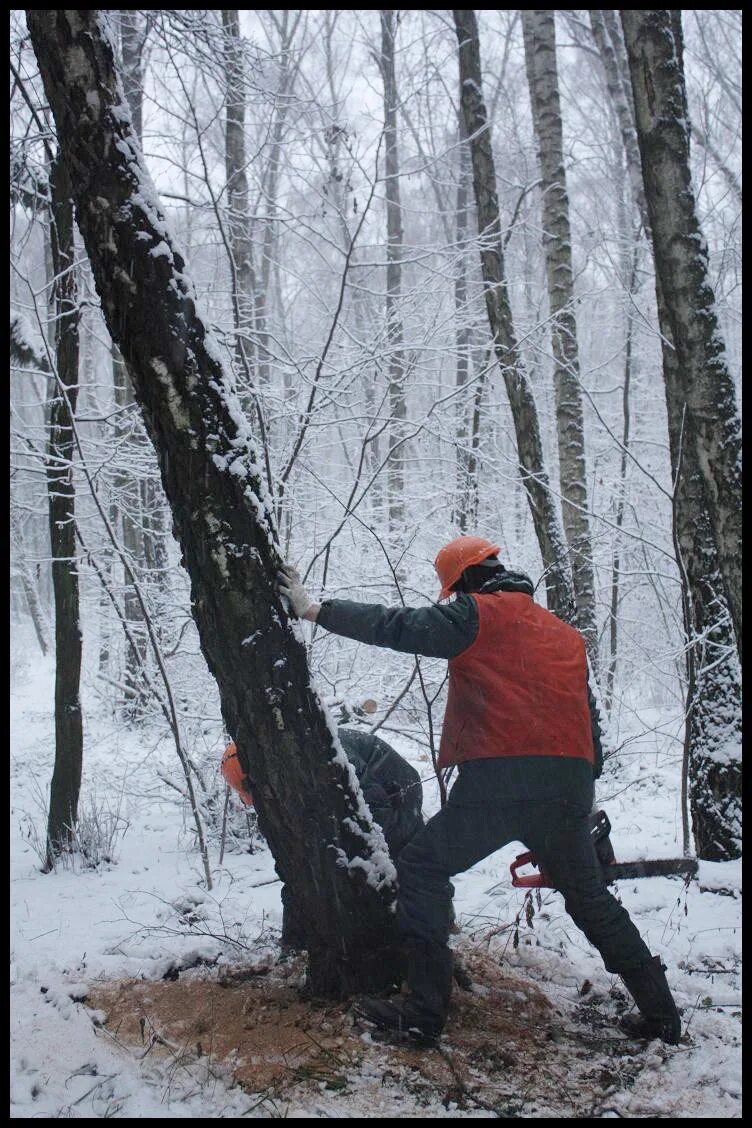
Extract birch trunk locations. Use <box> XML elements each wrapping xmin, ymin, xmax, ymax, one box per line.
<box><xmin>221</xmin><ymin>9</ymin><xmax>258</xmax><ymax>382</ymax></box>
<box><xmin>620</xmin><ymin>9</ymin><xmax>742</xmax><ymax>667</ymax></box>
<box><xmin>593</xmin><ymin>11</ymin><xmax>741</xmax><ymax>858</ymax></box>
<box><xmin>379</xmin><ymin>10</ymin><xmax>407</xmax><ymax>534</ymax></box>
<box><xmin>452</xmin><ymin>8</ymin><xmax>573</xmax><ymax>622</ymax></box>
<box><xmin>112</xmin><ymin>343</ymin><xmax>149</xmax><ymax>712</ymax></box>
<box><xmin>28</xmin><ymin>8</ymin><xmax>400</xmax><ymax>993</ymax></box>
<box><xmin>522</xmin><ymin>10</ymin><xmax>598</xmax><ymax>663</ymax></box>
<box><xmin>454</xmin><ymin>111</ymin><xmax>476</xmax><ymax>532</ymax></box>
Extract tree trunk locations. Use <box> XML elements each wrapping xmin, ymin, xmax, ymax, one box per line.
<box><xmin>605</xmin><ymin>245</ymin><xmax>637</xmax><ymax>715</ymax></box>
<box><xmin>45</xmin><ymin>154</ymin><xmax>83</xmax><ymax>867</ymax></box>
<box><xmin>9</xmin><ymin>502</ymin><xmax>50</xmax><ymax>658</ymax></box>
<box><xmin>620</xmin><ymin>9</ymin><xmax>742</xmax><ymax>668</ymax></box>
<box><xmin>522</xmin><ymin>10</ymin><xmax>598</xmax><ymax>664</ymax></box>
<box><xmin>593</xmin><ymin>11</ymin><xmax>742</xmax><ymax>858</ymax></box>
<box><xmin>453</xmin><ymin>110</ymin><xmax>475</xmax><ymax>532</ymax></box>
<box><xmin>379</xmin><ymin>10</ymin><xmax>407</xmax><ymax>536</ymax></box>
<box><xmin>28</xmin><ymin>8</ymin><xmax>400</xmax><ymax>995</ymax></box>
<box><xmin>112</xmin><ymin>343</ymin><xmax>149</xmax><ymax>713</ymax></box>
<box><xmin>221</xmin><ymin>9</ymin><xmax>258</xmax><ymax>384</ymax></box>
<box><xmin>254</xmin><ymin>12</ymin><xmax>298</xmax><ymax>391</ymax></box>
<box><xmin>452</xmin><ymin>8</ymin><xmax>573</xmax><ymax>622</ymax></box>
<box><xmin>119</xmin><ymin>9</ymin><xmax>168</xmax><ymax>694</ymax></box>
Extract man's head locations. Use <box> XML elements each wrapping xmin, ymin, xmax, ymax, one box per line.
<box><xmin>434</xmin><ymin>536</ymin><xmax>504</xmax><ymax>600</ymax></box>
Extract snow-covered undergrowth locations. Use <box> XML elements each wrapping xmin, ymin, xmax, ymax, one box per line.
<box><xmin>10</xmin><ymin>639</ymin><xmax>741</xmax><ymax>1118</ymax></box>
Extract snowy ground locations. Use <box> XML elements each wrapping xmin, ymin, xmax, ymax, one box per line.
<box><xmin>10</xmin><ymin>640</ymin><xmax>742</xmax><ymax>1118</ymax></box>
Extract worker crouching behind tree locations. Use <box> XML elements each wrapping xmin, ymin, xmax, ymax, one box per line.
<box><xmin>278</xmin><ymin>537</ymin><xmax>682</xmax><ymax>1047</ymax></box>
<box><xmin>222</xmin><ymin>726</ymin><xmax>424</xmax><ymax>949</ymax></box>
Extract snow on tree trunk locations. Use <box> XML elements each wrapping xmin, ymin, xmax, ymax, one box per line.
<box><xmin>521</xmin><ymin>10</ymin><xmax>598</xmax><ymax>666</ymax></box>
<box><xmin>45</xmin><ymin>155</ymin><xmax>84</xmax><ymax>867</ymax></box>
<box><xmin>620</xmin><ymin>10</ymin><xmax>742</xmax><ymax>669</ymax></box>
<box><xmin>27</xmin><ymin>8</ymin><xmax>400</xmax><ymax>995</ymax></box>
<box><xmin>452</xmin><ymin>8</ymin><xmax>574</xmax><ymax>622</ymax></box>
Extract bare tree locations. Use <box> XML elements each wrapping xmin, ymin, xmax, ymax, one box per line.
<box><xmin>45</xmin><ymin>155</ymin><xmax>83</xmax><ymax>867</ymax></box>
<box><xmin>452</xmin><ymin>8</ymin><xmax>573</xmax><ymax>622</ymax></box>
<box><xmin>378</xmin><ymin>10</ymin><xmax>407</xmax><ymax>534</ymax></box>
<box><xmin>591</xmin><ymin>10</ymin><xmax>741</xmax><ymax>858</ymax></box>
<box><xmin>621</xmin><ymin>9</ymin><xmax>742</xmax><ymax>668</ymax></box>
<box><xmin>221</xmin><ymin>9</ymin><xmax>258</xmax><ymax>381</ymax></box>
<box><xmin>10</xmin><ymin>317</ymin><xmax>51</xmax><ymax>657</ymax></box>
<box><xmin>521</xmin><ymin>10</ymin><xmax>598</xmax><ymax>663</ymax></box>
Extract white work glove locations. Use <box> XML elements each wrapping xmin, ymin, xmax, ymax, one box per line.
<box><xmin>277</xmin><ymin>565</ymin><xmax>317</xmax><ymax>620</ymax></box>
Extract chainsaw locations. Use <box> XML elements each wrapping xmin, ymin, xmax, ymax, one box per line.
<box><xmin>510</xmin><ymin>809</ymin><xmax>698</xmax><ymax>888</ymax></box>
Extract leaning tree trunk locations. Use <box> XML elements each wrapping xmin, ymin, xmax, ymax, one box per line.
<box><xmin>27</xmin><ymin>8</ymin><xmax>400</xmax><ymax>995</ymax></box>
<box><xmin>452</xmin><ymin>8</ymin><xmax>573</xmax><ymax>622</ymax></box>
<box><xmin>593</xmin><ymin>11</ymin><xmax>741</xmax><ymax>858</ymax></box>
<box><xmin>522</xmin><ymin>10</ymin><xmax>598</xmax><ymax>665</ymax></box>
<box><xmin>620</xmin><ymin>10</ymin><xmax>742</xmax><ymax>669</ymax></box>
<box><xmin>45</xmin><ymin>155</ymin><xmax>84</xmax><ymax>868</ymax></box>
<box><xmin>379</xmin><ymin>10</ymin><xmax>407</xmax><ymax>536</ymax></box>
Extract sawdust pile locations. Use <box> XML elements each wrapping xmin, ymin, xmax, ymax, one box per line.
<box><xmin>86</xmin><ymin>943</ymin><xmax>649</xmax><ymax>1116</ymax></box>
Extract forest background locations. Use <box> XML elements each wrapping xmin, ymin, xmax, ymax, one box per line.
<box><xmin>10</xmin><ymin>9</ymin><xmax>742</xmax><ymax>1118</ymax></box>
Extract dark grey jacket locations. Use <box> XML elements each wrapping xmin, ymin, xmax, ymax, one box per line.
<box><xmin>338</xmin><ymin>726</ymin><xmax>424</xmax><ymax>855</ymax></box>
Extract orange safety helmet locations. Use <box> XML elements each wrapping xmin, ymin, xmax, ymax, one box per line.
<box><xmin>434</xmin><ymin>536</ymin><xmax>501</xmax><ymax>600</ymax></box>
<box><xmin>220</xmin><ymin>742</ymin><xmax>254</xmax><ymax>806</ymax></box>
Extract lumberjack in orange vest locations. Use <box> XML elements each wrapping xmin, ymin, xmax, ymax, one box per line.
<box><xmin>278</xmin><ymin>538</ymin><xmax>681</xmax><ymax>1047</ymax></box>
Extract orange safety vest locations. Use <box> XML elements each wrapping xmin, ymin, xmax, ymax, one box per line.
<box><xmin>438</xmin><ymin>592</ymin><xmax>594</xmax><ymax>770</ymax></box>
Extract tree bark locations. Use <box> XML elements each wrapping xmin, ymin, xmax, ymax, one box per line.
<box><xmin>45</xmin><ymin>154</ymin><xmax>83</xmax><ymax>867</ymax></box>
<box><xmin>112</xmin><ymin>342</ymin><xmax>149</xmax><ymax>713</ymax></box>
<box><xmin>592</xmin><ymin>11</ymin><xmax>741</xmax><ymax>858</ymax></box>
<box><xmin>620</xmin><ymin>10</ymin><xmax>742</xmax><ymax>668</ymax></box>
<box><xmin>452</xmin><ymin>8</ymin><xmax>574</xmax><ymax>622</ymax></box>
<box><xmin>522</xmin><ymin>10</ymin><xmax>598</xmax><ymax>664</ymax></box>
<box><xmin>453</xmin><ymin>110</ymin><xmax>476</xmax><ymax>532</ymax></box>
<box><xmin>379</xmin><ymin>10</ymin><xmax>407</xmax><ymax>535</ymax></box>
<box><xmin>221</xmin><ymin>9</ymin><xmax>258</xmax><ymax>382</ymax></box>
<box><xmin>28</xmin><ymin>8</ymin><xmax>400</xmax><ymax>994</ymax></box>
<box><xmin>605</xmin><ymin>245</ymin><xmax>637</xmax><ymax>715</ymax></box>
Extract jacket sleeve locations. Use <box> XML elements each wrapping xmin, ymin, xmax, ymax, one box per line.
<box><xmin>316</xmin><ymin>595</ymin><xmax>478</xmax><ymax>659</ymax></box>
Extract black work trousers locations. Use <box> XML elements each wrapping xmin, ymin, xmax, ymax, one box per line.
<box><xmin>396</xmin><ymin>757</ymin><xmax>652</xmax><ymax>975</ymax></box>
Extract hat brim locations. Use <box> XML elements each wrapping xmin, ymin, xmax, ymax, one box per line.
<box><xmin>437</xmin><ymin>550</ymin><xmax>501</xmax><ymax>601</ymax></box>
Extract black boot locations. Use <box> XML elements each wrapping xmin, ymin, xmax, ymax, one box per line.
<box><xmin>354</xmin><ymin>938</ymin><xmax>453</xmax><ymax>1047</ymax></box>
<box><xmin>619</xmin><ymin>956</ymin><xmax>682</xmax><ymax>1044</ymax></box>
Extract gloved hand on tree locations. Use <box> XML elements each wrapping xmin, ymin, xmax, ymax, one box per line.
<box><xmin>278</xmin><ymin>565</ymin><xmax>320</xmax><ymax>621</ymax></box>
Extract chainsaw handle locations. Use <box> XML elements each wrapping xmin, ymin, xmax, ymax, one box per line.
<box><xmin>510</xmin><ymin>850</ymin><xmax>552</xmax><ymax>889</ymax></box>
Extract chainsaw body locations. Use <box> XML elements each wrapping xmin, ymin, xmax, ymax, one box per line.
<box><xmin>509</xmin><ymin>809</ymin><xmax>698</xmax><ymax>888</ymax></box>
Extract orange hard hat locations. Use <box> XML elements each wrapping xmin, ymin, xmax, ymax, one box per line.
<box><xmin>434</xmin><ymin>536</ymin><xmax>501</xmax><ymax>600</ymax></box>
<box><xmin>220</xmin><ymin>742</ymin><xmax>254</xmax><ymax>806</ymax></box>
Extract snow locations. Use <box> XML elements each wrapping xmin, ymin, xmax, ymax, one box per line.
<box><xmin>10</xmin><ymin>643</ymin><xmax>741</xmax><ymax>1118</ymax></box>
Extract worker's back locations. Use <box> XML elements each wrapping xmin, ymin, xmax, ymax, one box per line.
<box><xmin>439</xmin><ymin>592</ymin><xmax>594</xmax><ymax>769</ymax></box>
<box><xmin>338</xmin><ymin>726</ymin><xmax>424</xmax><ymax>855</ymax></box>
